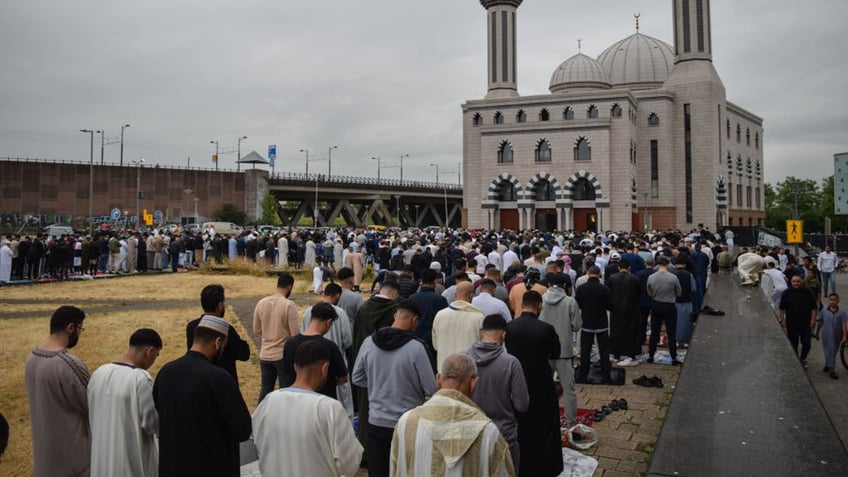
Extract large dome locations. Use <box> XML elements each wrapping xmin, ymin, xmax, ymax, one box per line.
<box><xmin>549</xmin><ymin>53</ymin><xmax>611</xmax><ymax>93</ymax></box>
<box><xmin>597</xmin><ymin>33</ymin><xmax>674</xmax><ymax>89</ymax></box>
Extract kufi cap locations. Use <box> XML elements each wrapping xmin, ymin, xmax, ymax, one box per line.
<box><xmin>429</xmin><ymin>261</ymin><xmax>442</xmax><ymax>270</ymax></box>
<box><xmin>198</xmin><ymin>315</ymin><xmax>230</xmax><ymax>335</ymax></box>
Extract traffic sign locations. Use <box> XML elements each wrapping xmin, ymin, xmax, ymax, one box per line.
<box><xmin>110</xmin><ymin>208</ymin><xmax>121</xmax><ymax>220</ymax></box>
<box><xmin>268</xmin><ymin>145</ymin><xmax>276</xmax><ymax>168</ymax></box>
<box><xmin>786</xmin><ymin>220</ymin><xmax>803</xmax><ymax>244</ymax></box>
<box><xmin>153</xmin><ymin>209</ymin><xmax>163</xmax><ymax>220</ymax></box>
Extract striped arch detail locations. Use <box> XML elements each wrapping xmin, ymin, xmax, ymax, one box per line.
<box><xmin>525</xmin><ymin>172</ymin><xmax>562</xmax><ymax>201</ymax></box>
<box><xmin>630</xmin><ymin>178</ymin><xmax>638</xmax><ymax>209</ymax></box>
<box><xmin>486</xmin><ymin>173</ymin><xmax>523</xmax><ymax>201</ymax></box>
<box><xmin>716</xmin><ymin>175</ymin><xmax>728</xmax><ymax>209</ymax></box>
<box><xmin>562</xmin><ymin>170</ymin><xmax>603</xmax><ymax>200</ymax></box>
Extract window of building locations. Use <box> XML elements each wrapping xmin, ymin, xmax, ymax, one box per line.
<box><xmin>496</xmin><ymin>181</ymin><xmax>516</xmax><ymax>201</ymax></box>
<box><xmin>516</xmin><ymin>110</ymin><xmax>526</xmax><ymax>123</ymax></box>
<box><xmin>746</xmin><ymin>128</ymin><xmax>751</xmax><ymax>146</ymax></box>
<box><xmin>746</xmin><ymin>157</ymin><xmax>752</xmax><ymax>178</ymax></box>
<box><xmin>755</xmin><ymin>132</ymin><xmax>760</xmax><ymax>150</ymax></box>
<box><xmin>728</xmin><ymin>185</ymin><xmax>733</xmax><ymax>206</ymax></box>
<box><xmin>497</xmin><ymin>141</ymin><xmax>513</xmax><ymax>164</ymax></box>
<box><xmin>651</xmin><ymin>140</ymin><xmax>659</xmax><ymax>197</ymax></box>
<box><xmin>535</xmin><ymin>139</ymin><xmax>551</xmax><ymax>162</ymax></box>
<box><xmin>539</xmin><ymin>108</ymin><xmax>550</xmax><ymax>121</ymax></box>
<box><xmin>736</xmin><ymin>124</ymin><xmax>741</xmax><ymax>143</ymax></box>
<box><xmin>563</xmin><ymin>107</ymin><xmax>574</xmax><ymax>120</ymax></box>
<box><xmin>573</xmin><ymin>177</ymin><xmax>596</xmax><ymax>201</ymax></box>
<box><xmin>736</xmin><ymin>184</ymin><xmax>742</xmax><ymax>206</ymax></box>
<box><xmin>746</xmin><ymin>185</ymin><xmax>752</xmax><ymax>208</ymax></box>
<box><xmin>587</xmin><ymin>105</ymin><xmax>598</xmax><ymax>119</ymax></box>
<box><xmin>611</xmin><ymin>104</ymin><xmax>622</xmax><ymax>118</ymax></box>
<box><xmin>726</xmin><ymin>119</ymin><xmax>731</xmax><ymax>139</ymax></box>
<box><xmin>574</xmin><ymin>136</ymin><xmax>591</xmax><ymax>161</ymax></box>
<box><xmin>534</xmin><ymin>179</ymin><xmax>555</xmax><ymax>201</ymax></box>
<box><xmin>755</xmin><ymin>187</ymin><xmax>761</xmax><ymax>209</ymax></box>
<box><xmin>494</xmin><ymin>112</ymin><xmax>503</xmax><ymax>124</ymax></box>
<box><xmin>648</xmin><ymin>113</ymin><xmax>660</xmax><ymax>126</ymax></box>
<box><xmin>472</xmin><ymin>113</ymin><xmax>482</xmax><ymax>126</ymax></box>
<box><xmin>630</xmin><ymin>141</ymin><xmax>637</xmax><ymax>165</ymax></box>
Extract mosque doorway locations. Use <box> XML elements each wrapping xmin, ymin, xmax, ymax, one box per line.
<box><xmin>574</xmin><ymin>208</ymin><xmax>597</xmax><ymax>232</ymax></box>
<box><xmin>535</xmin><ymin>209</ymin><xmax>557</xmax><ymax>231</ymax></box>
<box><xmin>499</xmin><ymin>209</ymin><xmax>519</xmax><ymax>230</ymax></box>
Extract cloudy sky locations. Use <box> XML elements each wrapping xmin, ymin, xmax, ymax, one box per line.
<box><xmin>1</xmin><ymin>0</ymin><xmax>845</xmax><ymax>185</ymax></box>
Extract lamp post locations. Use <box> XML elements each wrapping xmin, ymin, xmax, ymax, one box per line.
<box><xmin>120</xmin><ymin>124</ymin><xmax>130</xmax><ymax>166</ymax></box>
<box><xmin>371</xmin><ymin>156</ymin><xmax>382</xmax><ymax>181</ymax></box>
<box><xmin>300</xmin><ymin>149</ymin><xmax>310</xmax><ymax>175</ymax></box>
<box><xmin>399</xmin><ymin>154</ymin><xmax>409</xmax><ymax>183</ymax></box>
<box><xmin>80</xmin><ymin>129</ymin><xmax>94</xmax><ymax>232</ymax></box>
<box><xmin>96</xmin><ymin>130</ymin><xmax>105</xmax><ymax>165</ymax></box>
<box><xmin>210</xmin><ymin>140</ymin><xmax>219</xmax><ymax>171</ymax></box>
<box><xmin>236</xmin><ymin>135</ymin><xmax>247</xmax><ymax>172</ymax></box>
<box><xmin>328</xmin><ymin>145</ymin><xmax>338</xmax><ymax>178</ymax></box>
<box><xmin>133</xmin><ymin>159</ymin><xmax>145</xmax><ymax>229</ymax></box>
<box><xmin>457</xmin><ymin>161</ymin><xmax>462</xmax><ymax>185</ymax></box>
<box><xmin>430</xmin><ymin>163</ymin><xmax>439</xmax><ymax>184</ymax></box>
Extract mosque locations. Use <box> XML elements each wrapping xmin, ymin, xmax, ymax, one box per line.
<box><xmin>462</xmin><ymin>0</ymin><xmax>765</xmax><ymax>232</ymax></box>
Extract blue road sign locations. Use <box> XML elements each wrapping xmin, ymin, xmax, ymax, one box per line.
<box><xmin>110</xmin><ymin>208</ymin><xmax>121</xmax><ymax>220</ymax></box>
<box><xmin>153</xmin><ymin>209</ymin><xmax>163</xmax><ymax>220</ymax></box>
<box><xmin>269</xmin><ymin>145</ymin><xmax>276</xmax><ymax>168</ymax></box>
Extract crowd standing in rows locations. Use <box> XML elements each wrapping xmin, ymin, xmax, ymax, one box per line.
<box><xmin>18</xmin><ymin>224</ymin><xmax>848</xmax><ymax>476</ymax></box>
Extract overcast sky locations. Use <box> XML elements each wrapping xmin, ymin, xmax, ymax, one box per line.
<box><xmin>1</xmin><ymin>0</ymin><xmax>845</xmax><ymax>185</ymax></box>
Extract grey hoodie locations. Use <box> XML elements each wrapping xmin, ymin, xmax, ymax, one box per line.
<box><xmin>539</xmin><ymin>286</ymin><xmax>582</xmax><ymax>359</ymax></box>
<box><xmin>465</xmin><ymin>341</ymin><xmax>529</xmax><ymax>451</ymax></box>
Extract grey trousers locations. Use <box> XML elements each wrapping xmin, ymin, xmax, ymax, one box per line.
<box><xmin>551</xmin><ymin>357</ymin><xmax>577</xmax><ymax>424</ymax></box>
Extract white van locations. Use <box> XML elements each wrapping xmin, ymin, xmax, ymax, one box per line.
<box><xmin>201</xmin><ymin>222</ymin><xmax>244</xmax><ymax>237</ymax></box>
<box><xmin>43</xmin><ymin>224</ymin><xmax>74</xmax><ymax>237</ymax></box>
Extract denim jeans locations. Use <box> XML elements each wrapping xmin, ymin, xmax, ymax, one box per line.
<box><xmin>258</xmin><ymin>359</ymin><xmax>287</xmax><ymax>403</ymax></box>
<box><xmin>821</xmin><ymin>271</ymin><xmax>836</xmax><ymax>296</ymax></box>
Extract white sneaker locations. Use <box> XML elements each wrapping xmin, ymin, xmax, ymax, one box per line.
<box><xmin>617</xmin><ymin>357</ymin><xmax>639</xmax><ymax>367</ymax></box>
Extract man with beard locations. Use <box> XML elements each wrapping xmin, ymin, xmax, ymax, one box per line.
<box><xmin>154</xmin><ymin>314</ymin><xmax>252</xmax><ymax>477</ymax></box>
<box><xmin>25</xmin><ymin>305</ymin><xmax>91</xmax><ymax>477</ymax></box>
<box><xmin>607</xmin><ymin>260</ymin><xmax>642</xmax><ymax>365</ymax></box>
<box><xmin>186</xmin><ymin>284</ymin><xmax>250</xmax><ymax>384</ymax></box>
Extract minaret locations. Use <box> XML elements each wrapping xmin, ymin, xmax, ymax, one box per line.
<box><xmin>480</xmin><ymin>1</ymin><xmax>522</xmax><ymax>99</ymax></box>
<box><xmin>671</xmin><ymin>0</ymin><xmax>713</xmax><ymax>62</ymax></box>
<box><xmin>664</xmin><ymin>0</ymin><xmax>725</xmax><ymax>228</ymax></box>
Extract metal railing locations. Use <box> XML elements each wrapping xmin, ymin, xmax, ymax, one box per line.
<box><xmin>268</xmin><ymin>171</ymin><xmax>462</xmax><ymax>192</ymax></box>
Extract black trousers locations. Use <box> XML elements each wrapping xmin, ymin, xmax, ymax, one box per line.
<box><xmin>367</xmin><ymin>423</ymin><xmax>394</xmax><ymax>477</ymax></box>
<box><xmin>258</xmin><ymin>359</ymin><xmax>287</xmax><ymax>404</ymax></box>
<box><xmin>579</xmin><ymin>330</ymin><xmax>610</xmax><ymax>381</ymax></box>
<box><xmin>649</xmin><ymin>302</ymin><xmax>678</xmax><ymax>360</ymax></box>
<box><xmin>786</xmin><ymin>325</ymin><xmax>812</xmax><ymax>361</ymax></box>
<box><xmin>639</xmin><ymin>305</ymin><xmax>651</xmax><ymax>350</ymax></box>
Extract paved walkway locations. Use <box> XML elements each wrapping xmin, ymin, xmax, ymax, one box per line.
<box><xmin>648</xmin><ymin>273</ymin><xmax>848</xmax><ymax>476</ymax></box>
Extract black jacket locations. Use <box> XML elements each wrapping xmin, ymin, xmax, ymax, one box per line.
<box><xmin>575</xmin><ymin>277</ymin><xmax>612</xmax><ymax>330</ymax></box>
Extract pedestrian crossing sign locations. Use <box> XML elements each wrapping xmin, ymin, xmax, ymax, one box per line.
<box><xmin>786</xmin><ymin>220</ymin><xmax>803</xmax><ymax>244</ymax></box>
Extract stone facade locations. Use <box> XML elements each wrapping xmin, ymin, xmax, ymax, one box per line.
<box><xmin>462</xmin><ymin>0</ymin><xmax>764</xmax><ymax>232</ymax></box>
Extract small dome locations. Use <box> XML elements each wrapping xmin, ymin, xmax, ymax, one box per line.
<box><xmin>597</xmin><ymin>33</ymin><xmax>674</xmax><ymax>89</ymax></box>
<box><xmin>549</xmin><ymin>53</ymin><xmax>611</xmax><ymax>93</ymax></box>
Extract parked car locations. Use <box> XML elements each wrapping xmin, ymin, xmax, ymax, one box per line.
<box><xmin>43</xmin><ymin>224</ymin><xmax>74</xmax><ymax>237</ymax></box>
<box><xmin>201</xmin><ymin>222</ymin><xmax>244</xmax><ymax>236</ymax></box>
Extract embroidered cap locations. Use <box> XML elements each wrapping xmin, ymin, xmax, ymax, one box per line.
<box><xmin>197</xmin><ymin>316</ymin><xmax>230</xmax><ymax>335</ymax></box>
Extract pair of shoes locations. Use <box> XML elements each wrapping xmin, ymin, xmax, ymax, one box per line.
<box><xmin>830</xmin><ymin>371</ymin><xmax>839</xmax><ymax>380</ymax></box>
<box><xmin>633</xmin><ymin>375</ymin><xmax>650</xmax><ymax>386</ymax></box>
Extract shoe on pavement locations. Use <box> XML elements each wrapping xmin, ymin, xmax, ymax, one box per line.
<box><xmin>830</xmin><ymin>371</ymin><xmax>839</xmax><ymax>380</ymax></box>
<box><xmin>633</xmin><ymin>375</ymin><xmax>650</xmax><ymax>386</ymax></box>
<box><xmin>617</xmin><ymin>357</ymin><xmax>639</xmax><ymax>367</ymax></box>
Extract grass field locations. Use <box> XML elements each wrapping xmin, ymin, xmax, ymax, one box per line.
<box><xmin>0</xmin><ymin>270</ymin><xmax>323</xmax><ymax>476</ymax></box>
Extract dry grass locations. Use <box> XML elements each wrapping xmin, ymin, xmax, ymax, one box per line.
<box><xmin>0</xmin><ymin>303</ymin><xmax>120</xmax><ymax>314</ymax></box>
<box><xmin>0</xmin><ymin>305</ymin><xmax>261</xmax><ymax>477</ymax></box>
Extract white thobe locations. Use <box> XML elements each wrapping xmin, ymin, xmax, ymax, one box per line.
<box><xmin>277</xmin><ymin>237</ymin><xmax>289</xmax><ymax>268</ymax></box>
<box><xmin>252</xmin><ymin>388</ymin><xmax>362</xmax><ymax>477</ymax></box>
<box><xmin>87</xmin><ymin>363</ymin><xmax>159</xmax><ymax>477</ymax></box>
<box><xmin>0</xmin><ymin>244</ymin><xmax>11</xmax><ymax>282</ymax></box>
<box><xmin>305</xmin><ymin>240</ymin><xmax>316</xmax><ymax>266</ymax></box>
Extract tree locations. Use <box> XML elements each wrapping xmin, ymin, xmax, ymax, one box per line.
<box><xmin>764</xmin><ymin>176</ymin><xmax>827</xmax><ymax>232</ymax></box>
<box><xmin>213</xmin><ymin>203</ymin><xmax>247</xmax><ymax>225</ymax></box>
<box><xmin>259</xmin><ymin>192</ymin><xmax>282</xmax><ymax>226</ymax></box>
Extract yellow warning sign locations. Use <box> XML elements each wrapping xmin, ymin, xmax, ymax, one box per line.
<box><xmin>786</xmin><ymin>220</ymin><xmax>803</xmax><ymax>244</ymax></box>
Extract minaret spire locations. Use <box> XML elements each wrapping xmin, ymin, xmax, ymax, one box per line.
<box><xmin>577</xmin><ymin>37</ymin><xmax>582</xmax><ymax>53</ymax></box>
<box><xmin>672</xmin><ymin>0</ymin><xmax>713</xmax><ymax>63</ymax></box>
<box><xmin>480</xmin><ymin>1</ymin><xmax>523</xmax><ymax>98</ymax></box>
<box><xmin>634</xmin><ymin>12</ymin><xmax>640</xmax><ymax>32</ymax></box>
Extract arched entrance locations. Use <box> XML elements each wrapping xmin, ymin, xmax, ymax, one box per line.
<box><xmin>485</xmin><ymin>173</ymin><xmax>523</xmax><ymax>230</ymax></box>
<box><xmin>526</xmin><ymin>173</ymin><xmax>561</xmax><ymax>231</ymax></box>
<box><xmin>563</xmin><ymin>171</ymin><xmax>605</xmax><ymax>232</ymax></box>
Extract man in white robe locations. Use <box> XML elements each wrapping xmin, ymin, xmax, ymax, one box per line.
<box><xmin>252</xmin><ymin>340</ymin><xmax>362</xmax><ymax>477</ymax></box>
<box><xmin>88</xmin><ymin>328</ymin><xmax>162</xmax><ymax>477</ymax></box>
<box><xmin>277</xmin><ymin>234</ymin><xmax>289</xmax><ymax>268</ymax></box>
<box><xmin>0</xmin><ymin>240</ymin><xmax>12</xmax><ymax>283</ymax></box>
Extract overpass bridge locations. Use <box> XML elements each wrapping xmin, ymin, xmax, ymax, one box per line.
<box><xmin>265</xmin><ymin>172</ymin><xmax>463</xmax><ymax>228</ymax></box>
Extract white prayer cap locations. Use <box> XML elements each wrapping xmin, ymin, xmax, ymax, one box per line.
<box><xmin>197</xmin><ymin>316</ymin><xmax>229</xmax><ymax>335</ymax></box>
<box><xmin>429</xmin><ymin>261</ymin><xmax>442</xmax><ymax>270</ymax></box>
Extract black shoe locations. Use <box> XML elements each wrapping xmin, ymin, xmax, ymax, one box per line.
<box><xmin>633</xmin><ymin>375</ymin><xmax>650</xmax><ymax>386</ymax></box>
<box><xmin>830</xmin><ymin>371</ymin><xmax>839</xmax><ymax>380</ymax></box>
<box><xmin>617</xmin><ymin>398</ymin><xmax>629</xmax><ymax>410</ymax></box>
<box><xmin>601</xmin><ymin>405</ymin><xmax>612</xmax><ymax>415</ymax></box>
<box><xmin>649</xmin><ymin>376</ymin><xmax>664</xmax><ymax>388</ymax></box>
<box><xmin>609</xmin><ymin>400</ymin><xmax>620</xmax><ymax>411</ymax></box>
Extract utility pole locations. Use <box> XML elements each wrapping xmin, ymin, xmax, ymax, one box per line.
<box><xmin>96</xmin><ymin>130</ymin><xmax>105</xmax><ymax>165</ymax></box>
<box><xmin>237</xmin><ymin>136</ymin><xmax>247</xmax><ymax>172</ymax></box>
<box><xmin>120</xmin><ymin>124</ymin><xmax>130</xmax><ymax>166</ymax></box>
<box><xmin>210</xmin><ymin>140</ymin><xmax>219</xmax><ymax>171</ymax></box>
<box><xmin>328</xmin><ymin>145</ymin><xmax>338</xmax><ymax>178</ymax></box>
<box><xmin>399</xmin><ymin>154</ymin><xmax>409</xmax><ymax>183</ymax></box>
<box><xmin>80</xmin><ymin>129</ymin><xmax>94</xmax><ymax>232</ymax></box>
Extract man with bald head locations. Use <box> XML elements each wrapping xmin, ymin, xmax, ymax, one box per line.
<box><xmin>391</xmin><ymin>353</ymin><xmax>514</xmax><ymax>477</ymax></box>
<box><xmin>432</xmin><ymin>281</ymin><xmax>485</xmax><ymax>372</ymax></box>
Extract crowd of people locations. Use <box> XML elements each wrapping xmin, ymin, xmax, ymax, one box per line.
<box><xmin>17</xmin><ymin>224</ymin><xmax>848</xmax><ymax>476</ymax></box>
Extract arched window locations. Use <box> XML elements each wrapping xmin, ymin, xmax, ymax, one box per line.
<box><xmin>648</xmin><ymin>113</ymin><xmax>660</xmax><ymax>126</ymax></box>
<box><xmin>755</xmin><ymin>132</ymin><xmax>760</xmax><ymax>150</ymax></box>
<box><xmin>496</xmin><ymin>181</ymin><xmax>516</xmax><ymax>201</ymax></box>
<box><xmin>611</xmin><ymin>103</ymin><xmax>622</xmax><ymax>118</ymax></box>
<box><xmin>539</xmin><ymin>108</ymin><xmax>550</xmax><ymax>121</ymax></box>
<box><xmin>736</xmin><ymin>155</ymin><xmax>743</xmax><ymax>176</ymax></box>
<box><xmin>516</xmin><ymin>110</ymin><xmax>527</xmax><ymax>123</ymax></box>
<box><xmin>587</xmin><ymin>105</ymin><xmax>598</xmax><ymax>119</ymax></box>
<box><xmin>572</xmin><ymin>178</ymin><xmax>596</xmax><ymax>201</ymax></box>
<box><xmin>563</xmin><ymin>107</ymin><xmax>574</xmax><ymax>120</ymax></box>
<box><xmin>736</xmin><ymin>124</ymin><xmax>741</xmax><ymax>143</ymax></box>
<box><xmin>472</xmin><ymin>113</ymin><xmax>482</xmax><ymax>126</ymax></box>
<box><xmin>574</xmin><ymin>136</ymin><xmax>591</xmax><ymax>161</ymax></box>
<box><xmin>534</xmin><ymin>179</ymin><xmax>555</xmax><ymax>201</ymax></box>
<box><xmin>726</xmin><ymin>119</ymin><xmax>731</xmax><ymax>139</ymax></box>
<box><xmin>494</xmin><ymin>112</ymin><xmax>503</xmax><ymax>125</ymax></box>
<box><xmin>746</xmin><ymin>128</ymin><xmax>751</xmax><ymax>146</ymax></box>
<box><xmin>746</xmin><ymin>157</ymin><xmax>752</xmax><ymax>177</ymax></box>
<box><xmin>497</xmin><ymin>141</ymin><xmax>513</xmax><ymax>164</ymax></box>
<box><xmin>535</xmin><ymin>139</ymin><xmax>551</xmax><ymax>162</ymax></box>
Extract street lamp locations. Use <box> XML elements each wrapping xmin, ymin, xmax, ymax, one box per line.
<box><xmin>120</xmin><ymin>124</ymin><xmax>130</xmax><ymax>166</ymax></box>
<box><xmin>371</xmin><ymin>156</ymin><xmax>381</xmax><ymax>181</ymax></box>
<box><xmin>300</xmin><ymin>149</ymin><xmax>310</xmax><ymax>175</ymax></box>
<box><xmin>210</xmin><ymin>140</ymin><xmax>219</xmax><ymax>171</ymax></box>
<box><xmin>399</xmin><ymin>154</ymin><xmax>409</xmax><ymax>183</ymax></box>
<box><xmin>96</xmin><ymin>130</ymin><xmax>105</xmax><ymax>165</ymax></box>
<box><xmin>328</xmin><ymin>145</ymin><xmax>338</xmax><ymax>178</ymax></box>
<box><xmin>80</xmin><ymin>129</ymin><xmax>94</xmax><ymax>232</ymax></box>
<box><xmin>133</xmin><ymin>159</ymin><xmax>145</xmax><ymax>229</ymax></box>
<box><xmin>236</xmin><ymin>135</ymin><xmax>247</xmax><ymax>172</ymax></box>
<box><xmin>430</xmin><ymin>163</ymin><xmax>439</xmax><ymax>184</ymax></box>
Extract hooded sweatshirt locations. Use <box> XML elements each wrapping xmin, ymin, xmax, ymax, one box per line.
<box><xmin>352</xmin><ymin>327</ymin><xmax>437</xmax><ymax>428</ymax></box>
<box><xmin>465</xmin><ymin>341</ymin><xmax>529</xmax><ymax>454</ymax></box>
<box><xmin>539</xmin><ymin>286</ymin><xmax>582</xmax><ymax>359</ymax></box>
